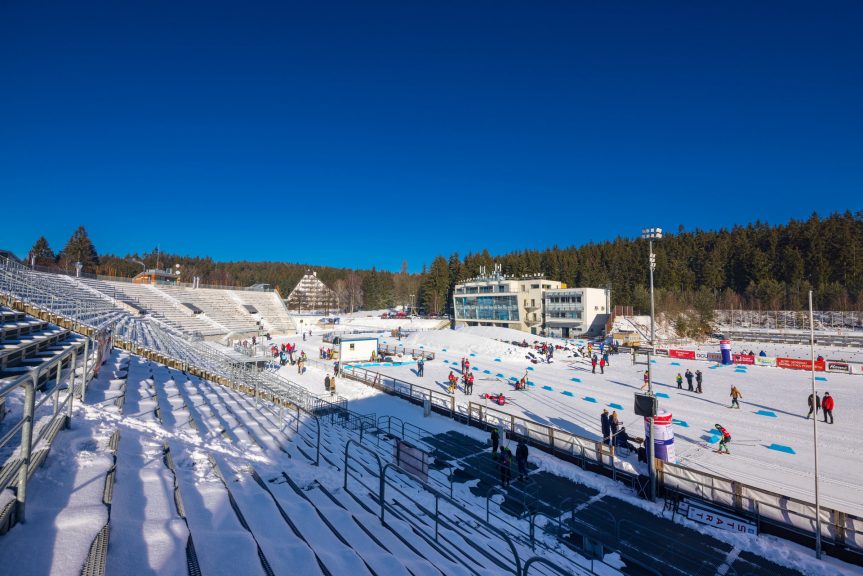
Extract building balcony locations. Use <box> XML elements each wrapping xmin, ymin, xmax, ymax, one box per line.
<box><xmin>523</xmin><ymin>304</ymin><xmax>540</xmax><ymax>312</ymax></box>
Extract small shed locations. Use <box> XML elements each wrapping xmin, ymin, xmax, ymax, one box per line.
<box><xmin>338</xmin><ymin>336</ymin><xmax>379</xmax><ymax>363</ymax></box>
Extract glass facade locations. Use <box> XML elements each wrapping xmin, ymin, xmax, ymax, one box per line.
<box><xmin>455</xmin><ymin>295</ymin><xmax>519</xmax><ymax>322</ymax></box>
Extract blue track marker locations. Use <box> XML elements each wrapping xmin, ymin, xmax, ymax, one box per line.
<box><xmin>767</xmin><ymin>444</ymin><xmax>796</xmax><ymax>455</ymax></box>
<box><xmin>483</xmin><ymin>370</ymin><xmax>491</xmax><ymax>374</ymax></box>
<box><xmin>542</xmin><ymin>385</ymin><xmax>552</xmax><ymax>391</ymax></box>
<box><xmin>609</xmin><ymin>403</ymin><xmax>624</xmax><ymax>410</ymax></box>
<box><xmin>650</xmin><ymin>359</ymin><xmax>657</xmax><ymax>363</ymax></box>
<box><xmin>755</xmin><ymin>410</ymin><xmax>777</xmax><ymax>418</ymax></box>
<box><xmin>442</xmin><ymin>349</ymin><xmax>447</xmax><ymax>352</ymax></box>
<box><xmin>496</xmin><ymin>373</ymin><xmax>505</xmax><ymax>378</ymax></box>
<box><xmin>510</xmin><ymin>377</ymin><xmax>518</xmax><ymax>382</ymax></box>
<box><xmin>494</xmin><ymin>358</ymin><xmax>502</xmax><ymax>362</ymax></box>
<box><xmin>562</xmin><ymin>390</ymin><xmax>574</xmax><ymax>397</ymax></box>
<box><xmin>583</xmin><ymin>397</ymin><xmax>597</xmax><ymax>403</ymax></box>
<box><xmin>656</xmin><ymin>392</ymin><xmax>670</xmax><ymax>398</ymax></box>
<box><xmin>815</xmin><ymin>376</ymin><xmax>827</xmax><ymax>381</ymax></box>
<box><xmin>570</xmin><ymin>377</ymin><xmax>581</xmax><ymax>383</ymax></box>
<box><xmin>670</xmin><ymin>362</ymin><xmax>680</xmax><ymax>366</ymax></box>
<box><xmin>472</xmin><ymin>367</ymin><xmax>478</xmax><ymax>371</ymax></box>
<box><xmin>443</xmin><ymin>360</ymin><xmax>449</xmax><ymax>364</ymax></box>
<box><xmin>672</xmin><ymin>419</ymin><xmax>689</xmax><ymax>427</ymax></box>
<box><xmin>527</xmin><ymin>366</ymin><xmax>534</xmax><ymax>371</ymax></box>
<box><xmin>470</xmin><ymin>353</ymin><xmax>476</xmax><ymax>357</ymax></box>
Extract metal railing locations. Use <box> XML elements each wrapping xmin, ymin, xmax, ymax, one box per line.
<box><xmin>340</xmin><ymin>363</ymin><xmax>863</xmax><ymax>559</ymax></box>
<box><xmin>0</xmin><ymin>337</ymin><xmax>92</xmax><ymax>525</ymax></box>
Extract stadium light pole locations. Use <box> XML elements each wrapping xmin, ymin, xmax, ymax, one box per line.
<box><xmin>641</xmin><ymin>227</ymin><xmax>662</xmax><ymax>502</ymax></box>
<box><xmin>809</xmin><ymin>290</ymin><xmax>822</xmax><ymax>559</ymax></box>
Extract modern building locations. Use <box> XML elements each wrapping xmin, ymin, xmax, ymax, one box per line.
<box><xmin>452</xmin><ymin>266</ymin><xmax>562</xmax><ymax>334</ymax></box>
<box><xmin>544</xmin><ymin>287</ymin><xmax>611</xmax><ymax>338</ymax></box>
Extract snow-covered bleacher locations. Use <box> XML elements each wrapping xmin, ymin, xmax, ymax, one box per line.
<box><xmin>1</xmin><ymin>344</ymin><xmax>594</xmax><ymax>575</ymax></box>
<box><xmin>78</xmin><ymin>278</ymin><xmax>225</xmax><ymax>336</ymax></box>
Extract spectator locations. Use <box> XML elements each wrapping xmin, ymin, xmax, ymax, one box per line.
<box><xmin>822</xmin><ymin>392</ymin><xmax>834</xmax><ymax>424</ymax></box>
<box><xmin>516</xmin><ymin>440</ymin><xmax>529</xmax><ymax>481</ymax></box>
<box><xmin>601</xmin><ymin>409</ymin><xmax>611</xmax><ymax>445</ymax></box>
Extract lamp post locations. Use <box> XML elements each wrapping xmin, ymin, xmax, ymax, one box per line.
<box><xmin>641</xmin><ymin>227</ymin><xmax>662</xmax><ymax>501</ymax></box>
<box><xmin>809</xmin><ymin>290</ymin><xmax>822</xmax><ymax>559</ymax></box>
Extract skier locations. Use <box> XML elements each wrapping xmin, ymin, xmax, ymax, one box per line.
<box><xmin>730</xmin><ymin>385</ymin><xmax>742</xmax><ymax>409</ymax></box>
<box><xmin>602</xmin><ymin>351</ymin><xmax>610</xmax><ymax>367</ymax></box>
<box><xmin>685</xmin><ymin>369</ymin><xmax>694</xmax><ymax>392</ymax></box>
<box><xmin>695</xmin><ymin>370</ymin><xmax>703</xmax><ymax>394</ymax></box>
<box><xmin>599</xmin><ymin>357</ymin><xmax>605</xmax><ymax>374</ymax></box>
<box><xmin>515</xmin><ymin>439</ymin><xmax>529</xmax><ymax>481</ymax></box>
<box><xmin>600</xmin><ymin>409</ymin><xmax>611</xmax><ymax>445</ymax></box>
<box><xmin>500</xmin><ymin>446</ymin><xmax>513</xmax><ymax>487</ymax></box>
<box><xmin>714</xmin><ymin>424</ymin><xmax>731</xmax><ymax>454</ymax></box>
<box><xmin>466</xmin><ymin>372</ymin><xmax>475</xmax><ymax>395</ymax></box>
<box><xmin>822</xmin><ymin>392</ymin><xmax>834</xmax><ymax>424</ymax></box>
<box><xmin>448</xmin><ymin>371</ymin><xmax>458</xmax><ymax>394</ymax></box>
<box><xmin>591</xmin><ymin>355</ymin><xmax>598</xmax><ymax>374</ymax></box>
<box><xmin>676</xmin><ymin>373</ymin><xmax>683</xmax><ymax>389</ymax></box>
<box><xmin>490</xmin><ymin>427</ymin><xmax>500</xmax><ymax>459</ymax></box>
<box><xmin>806</xmin><ymin>393</ymin><xmax>821</xmax><ymax>419</ymax></box>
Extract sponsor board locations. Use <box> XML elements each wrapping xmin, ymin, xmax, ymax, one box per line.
<box><xmin>776</xmin><ymin>357</ymin><xmax>825</xmax><ymax>371</ymax></box>
<box><xmin>669</xmin><ymin>349</ymin><xmax>696</xmax><ymax>360</ymax></box>
<box><xmin>654</xmin><ymin>348</ymin><xmax>670</xmax><ymax>357</ymax></box>
<box><xmin>695</xmin><ymin>351</ymin><xmax>709</xmax><ymax>361</ymax></box>
<box><xmin>754</xmin><ymin>356</ymin><xmax>777</xmax><ymax>367</ymax></box>
<box><xmin>706</xmin><ymin>352</ymin><xmax>722</xmax><ymax>362</ymax></box>
<box><xmin>827</xmin><ymin>361</ymin><xmax>851</xmax><ymax>374</ymax></box>
<box><xmin>733</xmin><ymin>354</ymin><xmax>755</xmax><ymax>365</ymax></box>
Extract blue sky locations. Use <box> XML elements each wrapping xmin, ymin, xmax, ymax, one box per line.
<box><xmin>1</xmin><ymin>1</ymin><xmax>861</xmax><ymax>271</ymax></box>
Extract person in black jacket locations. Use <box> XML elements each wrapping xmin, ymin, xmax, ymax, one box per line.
<box><xmin>806</xmin><ymin>393</ymin><xmax>821</xmax><ymax>419</ymax></box>
<box><xmin>491</xmin><ymin>427</ymin><xmax>500</xmax><ymax>459</ymax></box>
<box><xmin>600</xmin><ymin>409</ymin><xmax>611</xmax><ymax>445</ymax></box>
<box><xmin>516</xmin><ymin>440</ymin><xmax>529</xmax><ymax>481</ymax></box>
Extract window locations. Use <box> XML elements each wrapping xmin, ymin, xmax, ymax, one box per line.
<box><xmin>349</xmin><ymin>343</ymin><xmax>355</xmax><ymax>350</ymax></box>
<box><xmin>531</xmin><ymin>284</ymin><xmax>540</xmax><ymax>289</ymax></box>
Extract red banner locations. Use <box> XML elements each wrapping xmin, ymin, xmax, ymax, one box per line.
<box><xmin>776</xmin><ymin>357</ymin><xmax>825</xmax><ymax>371</ymax></box>
<box><xmin>733</xmin><ymin>354</ymin><xmax>755</xmax><ymax>365</ymax></box>
<box><xmin>669</xmin><ymin>349</ymin><xmax>695</xmax><ymax>360</ymax></box>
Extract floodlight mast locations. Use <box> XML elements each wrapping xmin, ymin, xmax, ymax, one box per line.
<box><xmin>640</xmin><ymin>227</ymin><xmax>662</xmax><ymax>501</ymax></box>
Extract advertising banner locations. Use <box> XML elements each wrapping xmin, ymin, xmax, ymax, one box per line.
<box><xmin>706</xmin><ymin>352</ymin><xmax>722</xmax><ymax>362</ymax></box>
<box><xmin>754</xmin><ymin>356</ymin><xmax>777</xmax><ymax>368</ymax></box>
<box><xmin>654</xmin><ymin>348</ymin><xmax>670</xmax><ymax>357</ymax></box>
<box><xmin>776</xmin><ymin>357</ymin><xmax>825</xmax><ymax>371</ymax></box>
<box><xmin>826</xmin><ymin>361</ymin><xmax>851</xmax><ymax>374</ymax></box>
<box><xmin>695</xmin><ymin>351</ymin><xmax>709</xmax><ymax>361</ymax></box>
<box><xmin>669</xmin><ymin>349</ymin><xmax>696</xmax><ymax>360</ymax></box>
<box><xmin>732</xmin><ymin>354</ymin><xmax>755</xmax><ymax>365</ymax></box>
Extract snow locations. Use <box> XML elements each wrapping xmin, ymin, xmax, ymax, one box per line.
<box><xmin>8</xmin><ymin>335</ymin><xmax>863</xmax><ymax>575</ymax></box>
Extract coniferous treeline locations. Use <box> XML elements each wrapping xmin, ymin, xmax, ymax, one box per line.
<box><xmin>23</xmin><ymin>211</ymin><xmax>863</xmax><ymax>313</ymax></box>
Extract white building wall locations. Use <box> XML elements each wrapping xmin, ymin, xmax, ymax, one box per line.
<box><xmin>339</xmin><ymin>338</ymin><xmax>379</xmax><ymax>362</ymax></box>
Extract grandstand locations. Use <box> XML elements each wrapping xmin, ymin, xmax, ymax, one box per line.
<box><xmin>0</xmin><ymin>254</ymin><xmax>828</xmax><ymax>576</ymax></box>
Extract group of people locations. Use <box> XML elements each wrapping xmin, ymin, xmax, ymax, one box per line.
<box><xmin>807</xmin><ymin>392</ymin><xmax>836</xmax><ymax>424</ymax></box>
<box><xmin>671</xmin><ymin>369</ymin><xmax>703</xmax><ymax>393</ymax></box>
<box><xmin>318</xmin><ymin>347</ymin><xmax>336</xmax><ymax>360</ymax></box>
<box><xmin>490</xmin><ymin>428</ymin><xmax>530</xmax><ymax>486</ymax></box>
<box><xmin>591</xmin><ymin>351</ymin><xmax>610</xmax><ymax>374</ymax></box>
<box><xmin>273</xmin><ymin>342</ymin><xmax>300</xmax><ymax>366</ymax></box>
<box><xmin>323</xmin><ymin>372</ymin><xmax>337</xmax><ymax>395</ymax></box>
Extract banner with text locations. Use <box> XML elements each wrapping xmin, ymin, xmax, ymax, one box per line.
<box><xmin>776</xmin><ymin>357</ymin><xmax>825</xmax><ymax>371</ymax></box>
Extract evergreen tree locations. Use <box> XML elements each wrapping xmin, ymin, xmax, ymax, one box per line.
<box><xmin>27</xmin><ymin>236</ymin><xmax>56</xmax><ymax>267</ymax></box>
<box><xmin>59</xmin><ymin>226</ymin><xmax>99</xmax><ymax>273</ymax></box>
<box><xmin>422</xmin><ymin>256</ymin><xmax>449</xmax><ymax>315</ymax></box>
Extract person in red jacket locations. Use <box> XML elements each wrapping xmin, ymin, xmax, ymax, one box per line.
<box><xmin>822</xmin><ymin>392</ymin><xmax>834</xmax><ymax>424</ymax></box>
